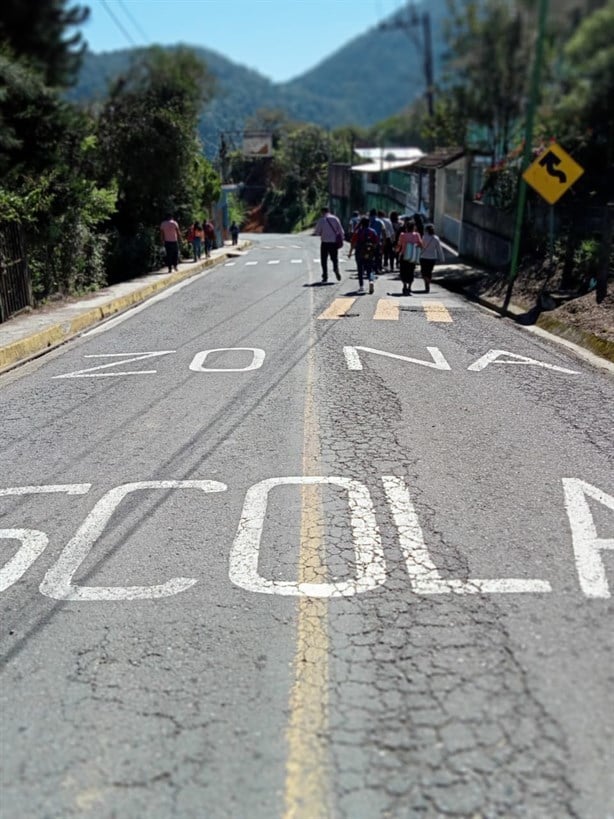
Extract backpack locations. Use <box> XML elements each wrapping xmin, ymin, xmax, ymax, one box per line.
<box><xmin>360</xmin><ymin>228</ymin><xmax>379</xmax><ymax>260</ymax></box>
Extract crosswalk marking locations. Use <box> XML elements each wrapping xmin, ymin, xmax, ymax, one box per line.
<box><xmin>224</xmin><ymin>262</ymin><xmax>236</xmax><ymax>267</ymax></box>
<box><xmin>316</xmin><ymin>296</ymin><xmax>456</xmax><ymax>322</ymax></box>
<box><xmin>317</xmin><ymin>298</ymin><xmax>357</xmax><ymax>320</ymax></box>
<box><xmin>374</xmin><ymin>300</ymin><xmax>399</xmax><ymax>321</ymax></box>
<box><xmin>423</xmin><ymin>301</ymin><xmax>452</xmax><ymax>322</ymax></box>
<box><xmin>291</xmin><ymin>259</ymin><xmax>302</xmax><ymax>264</ymax></box>
<box><xmin>245</xmin><ymin>261</ymin><xmax>258</xmax><ymax>266</ymax></box>
<box><xmin>268</xmin><ymin>260</ymin><xmax>280</xmax><ymax>265</ymax></box>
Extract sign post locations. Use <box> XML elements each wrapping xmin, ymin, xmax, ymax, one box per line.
<box><xmin>502</xmin><ymin>0</ymin><xmax>548</xmax><ymax>314</ymax></box>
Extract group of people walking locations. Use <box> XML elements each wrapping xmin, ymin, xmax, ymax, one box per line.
<box><xmin>345</xmin><ymin>208</ymin><xmax>445</xmax><ymax>295</ymax></box>
<box><xmin>159</xmin><ymin>215</ymin><xmax>240</xmax><ymax>273</ymax></box>
<box><xmin>314</xmin><ymin>206</ymin><xmax>446</xmax><ymax>294</ymax></box>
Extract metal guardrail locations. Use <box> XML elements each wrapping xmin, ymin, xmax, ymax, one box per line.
<box><xmin>0</xmin><ymin>222</ymin><xmax>32</xmax><ymax>322</ymax></box>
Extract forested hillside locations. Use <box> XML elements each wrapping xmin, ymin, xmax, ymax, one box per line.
<box><xmin>67</xmin><ymin>0</ymin><xmax>449</xmax><ymax>154</ymax></box>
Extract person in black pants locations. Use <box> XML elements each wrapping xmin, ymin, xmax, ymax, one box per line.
<box><xmin>313</xmin><ymin>206</ymin><xmax>343</xmax><ymax>282</ymax></box>
<box><xmin>420</xmin><ymin>223</ymin><xmax>445</xmax><ymax>293</ymax></box>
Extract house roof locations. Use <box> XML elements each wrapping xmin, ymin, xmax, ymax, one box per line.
<box><xmin>351</xmin><ymin>157</ymin><xmax>423</xmax><ymax>173</ymax></box>
<box><xmin>414</xmin><ymin>146</ymin><xmax>465</xmax><ymax>169</ymax></box>
<box><xmin>354</xmin><ymin>146</ymin><xmax>424</xmax><ymax>162</ymax></box>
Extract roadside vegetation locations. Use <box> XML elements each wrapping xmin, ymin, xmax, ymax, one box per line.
<box><xmin>0</xmin><ymin>0</ymin><xmax>611</xmax><ymax>308</ymax></box>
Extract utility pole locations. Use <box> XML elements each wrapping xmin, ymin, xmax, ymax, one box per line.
<box><xmin>379</xmin><ymin>1</ymin><xmax>434</xmax><ymax>117</ymax></box>
<box><xmin>502</xmin><ymin>0</ymin><xmax>549</xmax><ymax>314</ymax></box>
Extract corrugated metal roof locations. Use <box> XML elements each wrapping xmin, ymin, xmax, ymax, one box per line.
<box><xmin>351</xmin><ymin>157</ymin><xmax>423</xmax><ymax>173</ymax></box>
<box><xmin>414</xmin><ymin>147</ymin><xmax>465</xmax><ymax>169</ymax></box>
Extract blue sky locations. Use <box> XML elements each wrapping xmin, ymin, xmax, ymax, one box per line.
<box><xmin>81</xmin><ymin>0</ymin><xmax>406</xmax><ymax>83</ymax></box>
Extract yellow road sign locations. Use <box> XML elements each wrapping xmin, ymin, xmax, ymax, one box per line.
<box><xmin>522</xmin><ymin>142</ymin><xmax>584</xmax><ymax>205</ymax></box>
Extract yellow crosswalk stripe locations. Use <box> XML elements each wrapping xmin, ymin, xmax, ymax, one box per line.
<box><xmin>423</xmin><ymin>301</ymin><xmax>453</xmax><ymax>322</ymax></box>
<box><xmin>317</xmin><ymin>297</ymin><xmax>357</xmax><ymax>320</ymax></box>
<box><xmin>373</xmin><ymin>299</ymin><xmax>399</xmax><ymax>320</ymax></box>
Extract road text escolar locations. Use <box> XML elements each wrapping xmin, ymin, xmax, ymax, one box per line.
<box><xmin>0</xmin><ymin>477</ymin><xmax>611</xmax><ymax>600</ymax></box>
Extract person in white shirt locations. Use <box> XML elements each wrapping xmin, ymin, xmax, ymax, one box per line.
<box><xmin>419</xmin><ymin>223</ymin><xmax>445</xmax><ymax>293</ymax></box>
<box><xmin>313</xmin><ymin>206</ymin><xmax>344</xmax><ymax>282</ymax></box>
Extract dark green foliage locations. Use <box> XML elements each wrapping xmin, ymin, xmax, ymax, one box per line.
<box><xmin>96</xmin><ymin>46</ymin><xmax>218</xmax><ymax>274</ymax></box>
<box><xmin>0</xmin><ymin>0</ymin><xmax>88</xmax><ymax>87</ymax></box>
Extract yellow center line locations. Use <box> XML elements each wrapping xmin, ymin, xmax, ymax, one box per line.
<box><xmin>373</xmin><ymin>298</ymin><xmax>399</xmax><ymax>320</ymax></box>
<box><xmin>283</xmin><ymin>274</ymin><xmax>331</xmax><ymax>818</ymax></box>
<box><xmin>317</xmin><ymin>297</ymin><xmax>356</xmax><ymax>320</ymax></box>
<box><xmin>423</xmin><ymin>301</ymin><xmax>453</xmax><ymax>322</ymax></box>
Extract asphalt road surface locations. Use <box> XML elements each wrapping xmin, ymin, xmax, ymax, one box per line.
<box><xmin>1</xmin><ymin>234</ymin><xmax>613</xmax><ymax>819</ymax></box>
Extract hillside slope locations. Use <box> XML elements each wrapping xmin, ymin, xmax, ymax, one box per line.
<box><xmin>67</xmin><ymin>0</ymin><xmax>449</xmax><ymax>154</ymax></box>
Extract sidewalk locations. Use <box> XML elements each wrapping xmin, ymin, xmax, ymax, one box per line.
<box><xmin>0</xmin><ymin>241</ymin><xmax>249</xmax><ymax>374</ymax></box>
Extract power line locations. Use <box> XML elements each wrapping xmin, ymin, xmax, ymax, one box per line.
<box><xmin>117</xmin><ymin>0</ymin><xmax>150</xmax><ymax>44</ymax></box>
<box><xmin>379</xmin><ymin>0</ymin><xmax>434</xmax><ymax>116</ymax></box>
<box><xmin>99</xmin><ymin>0</ymin><xmax>138</xmax><ymax>48</ymax></box>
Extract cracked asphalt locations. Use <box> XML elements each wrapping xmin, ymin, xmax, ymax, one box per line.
<box><xmin>0</xmin><ymin>234</ymin><xmax>612</xmax><ymax>818</ymax></box>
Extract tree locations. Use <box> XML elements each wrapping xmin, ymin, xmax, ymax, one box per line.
<box><xmin>263</xmin><ymin>124</ymin><xmax>331</xmax><ymax>231</ymax></box>
<box><xmin>0</xmin><ymin>0</ymin><xmax>88</xmax><ymax>87</ymax></box>
<box><xmin>551</xmin><ymin>0</ymin><xmax>614</xmax><ymax>168</ymax></box>
<box><xmin>443</xmin><ymin>0</ymin><xmax>534</xmax><ymax>159</ymax></box>
<box><xmin>97</xmin><ymin>46</ymin><xmax>218</xmax><ymax>244</ymax></box>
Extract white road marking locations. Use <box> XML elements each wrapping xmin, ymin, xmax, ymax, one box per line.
<box><xmin>563</xmin><ymin>478</ymin><xmax>614</xmax><ymax>598</ymax></box>
<box><xmin>0</xmin><ymin>484</ymin><xmax>91</xmax><ymax>496</ymax></box>
<box><xmin>344</xmin><ymin>346</ymin><xmax>451</xmax><ymax>371</ymax></box>
<box><xmin>382</xmin><ymin>476</ymin><xmax>552</xmax><ymax>594</ymax></box>
<box><xmin>245</xmin><ymin>261</ymin><xmax>258</xmax><ymax>266</ymax></box>
<box><xmin>268</xmin><ymin>260</ymin><xmax>280</xmax><ymax>265</ymax></box>
<box><xmin>0</xmin><ymin>529</ymin><xmax>49</xmax><ymax>592</ymax></box>
<box><xmin>468</xmin><ymin>349</ymin><xmax>579</xmax><ymax>373</ymax></box>
<box><xmin>53</xmin><ymin>351</ymin><xmax>174</xmax><ymax>379</ymax></box>
<box><xmin>0</xmin><ymin>485</ymin><xmax>91</xmax><ymax>592</ymax></box>
<box><xmin>6</xmin><ymin>476</ymin><xmax>609</xmax><ymax>601</ymax></box>
<box><xmin>290</xmin><ymin>259</ymin><xmax>302</xmax><ymax>264</ymax></box>
<box><xmin>224</xmin><ymin>262</ymin><xmax>236</xmax><ymax>267</ymax></box>
<box><xmin>40</xmin><ymin>481</ymin><xmax>227</xmax><ymax>601</ymax></box>
<box><xmin>229</xmin><ymin>477</ymin><xmax>387</xmax><ymax>597</ymax></box>
<box><xmin>189</xmin><ymin>348</ymin><xmax>265</xmax><ymax>372</ymax></box>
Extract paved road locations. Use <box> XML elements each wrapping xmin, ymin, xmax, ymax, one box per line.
<box><xmin>1</xmin><ymin>234</ymin><xmax>613</xmax><ymax>818</ymax></box>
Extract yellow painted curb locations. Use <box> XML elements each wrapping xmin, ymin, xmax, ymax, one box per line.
<box><xmin>0</xmin><ymin>249</ymin><xmax>246</xmax><ymax>373</ymax></box>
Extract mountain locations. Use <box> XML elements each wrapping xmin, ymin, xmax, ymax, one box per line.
<box><xmin>66</xmin><ymin>0</ymin><xmax>449</xmax><ymax>156</ymax></box>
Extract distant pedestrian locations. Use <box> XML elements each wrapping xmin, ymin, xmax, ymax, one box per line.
<box><xmin>204</xmin><ymin>220</ymin><xmax>215</xmax><ymax>257</ymax></box>
<box><xmin>313</xmin><ymin>206</ymin><xmax>344</xmax><ymax>282</ymax></box>
<box><xmin>189</xmin><ymin>222</ymin><xmax>204</xmax><ymax>261</ymax></box>
<box><xmin>230</xmin><ymin>221</ymin><xmax>239</xmax><ymax>245</ymax></box>
<box><xmin>420</xmin><ymin>223</ymin><xmax>445</xmax><ymax>293</ymax></box>
<box><xmin>347</xmin><ymin>210</ymin><xmax>361</xmax><ymax>240</ymax></box>
<box><xmin>350</xmin><ymin>216</ymin><xmax>379</xmax><ymax>294</ymax></box>
<box><xmin>396</xmin><ymin>219</ymin><xmax>424</xmax><ymax>295</ymax></box>
<box><xmin>368</xmin><ymin>209</ymin><xmax>385</xmax><ymax>273</ymax></box>
<box><xmin>389</xmin><ymin>211</ymin><xmax>403</xmax><ymax>271</ymax></box>
<box><xmin>160</xmin><ymin>214</ymin><xmax>181</xmax><ymax>273</ymax></box>
<box><xmin>378</xmin><ymin>210</ymin><xmax>395</xmax><ymax>271</ymax></box>
<box><xmin>412</xmin><ymin>212</ymin><xmax>425</xmax><ymax>237</ymax></box>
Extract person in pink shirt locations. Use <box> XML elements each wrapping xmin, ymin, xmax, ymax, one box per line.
<box><xmin>160</xmin><ymin>214</ymin><xmax>181</xmax><ymax>273</ymax></box>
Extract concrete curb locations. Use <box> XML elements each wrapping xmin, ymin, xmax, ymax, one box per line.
<box><xmin>468</xmin><ymin>291</ymin><xmax>614</xmax><ymax>364</ymax></box>
<box><xmin>0</xmin><ymin>246</ymin><xmax>247</xmax><ymax>374</ymax></box>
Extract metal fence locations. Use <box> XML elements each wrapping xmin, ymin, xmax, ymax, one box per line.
<box><xmin>0</xmin><ymin>222</ymin><xmax>32</xmax><ymax>322</ymax></box>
